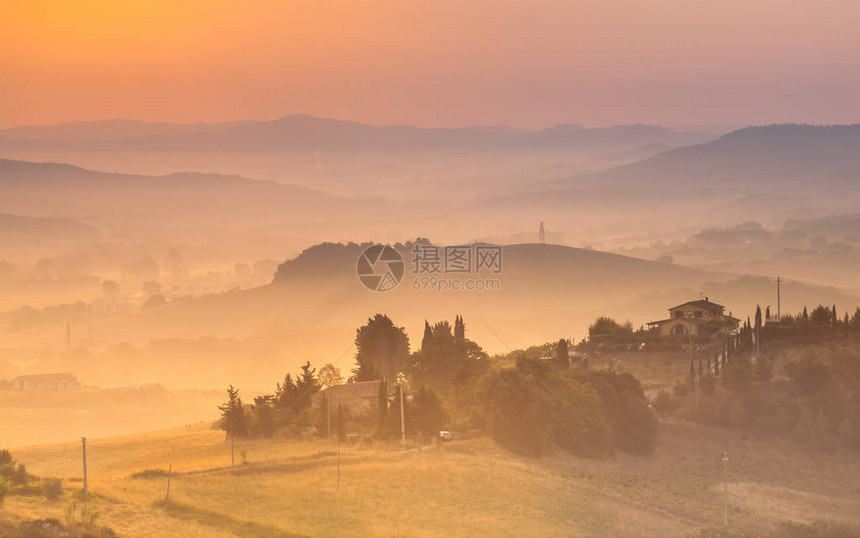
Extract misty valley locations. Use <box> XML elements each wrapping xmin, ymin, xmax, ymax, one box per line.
<box><xmin>5</xmin><ymin>4</ymin><xmax>860</xmax><ymax>535</ymax></box>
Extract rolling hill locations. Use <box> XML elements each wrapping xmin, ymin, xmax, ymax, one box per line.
<box><xmin>0</xmin><ymin>158</ymin><xmax>367</xmax><ymax>228</ymax></box>
<box><xmin>580</xmin><ymin>124</ymin><xmax>860</xmax><ymax>188</ymax></box>
<box><xmin>2</xmin><ymin>242</ymin><xmax>856</xmax><ymax>390</ymax></box>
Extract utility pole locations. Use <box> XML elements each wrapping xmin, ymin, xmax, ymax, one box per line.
<box><xmin>775</xmin><ymin>276</ymin><xmax>782</xmax><ymax>319</ymax></box>
<box><xmin>81</xmin><ymin>437</ymin><xmax>87</xmax><ymax>498</ymax></box>
<box><xmin>399</xmin><ymin>382</ymin><xmax>406</xmax><ymax>446</ymax></box>
<box><xmin>689</xmin><ymin>329</ymin><xmax>698</xmax><ymax>412</ymax></box>
<box><xmin>337</xmin><ymin>429</ymin><xmax>341</xmax><ymax>491</ymax></box>
<box><xmin>722</xmin><ymin>452</ymin><xmax>730</xmax><ymax>527</ymax></box>
<box><xmin>326</xmin><ymin>399</ymin><xmax>331</xmax><ymax>441</ymax></box>
<box><xmin>165</xmin><ymin>464</ymin><xmax>172</xmax><ymax>503</ymax></box>
<box><xmin>539</xmin><ymin>222</ymin><xmax>545</xmax><ymax>244</ymax></box>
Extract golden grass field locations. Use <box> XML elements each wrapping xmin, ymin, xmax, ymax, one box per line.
<box><xmin>0</xmin><ymin>386</ymin><xmax>223</xmax><ymax>447</ymax></box>
<box><xmin>3</xmin><ymin>415</ymin><xmax>860</xmax><ymax>537</ymax></box>
<box><xmin>4</xmin><ymin>344</ymin><xmax>860</xmax><ymax>537</ymax></box>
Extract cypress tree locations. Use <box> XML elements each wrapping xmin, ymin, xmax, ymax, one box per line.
<box><xmin>755</xmin><ymin>305</ymin><xmax>762</xmax><ymax>352</ymax></box>
<box><xmin>454</xmin><ymin>315</ymin><xmax>465</xmax><ymax>344</ymax></box>
<box><xmin>421</xmin><ymin>320</ymin><xmax>433</xmax><ymax>351</ymax></box>
<box><xmin>556</xmin><ymin>338</ymin><xmax>569</xmax><ymax>369</ymax></box>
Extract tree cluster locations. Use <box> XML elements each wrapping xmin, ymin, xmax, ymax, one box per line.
<box><xmin>218</xmin><ymin>360</ymin><xmax>324</xmax><ymax>439</ymax></box>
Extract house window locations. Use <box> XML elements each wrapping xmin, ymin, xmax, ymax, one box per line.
<box><xmin>694</xmin><ymin>311</ymin><xmax>703</xmax><ymax>318</ymax></box>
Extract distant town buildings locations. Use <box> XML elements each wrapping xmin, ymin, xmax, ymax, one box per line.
<box><xmin>13</xmin><ymin>373</ymin><xmax>79</xmax><ymax>390</ymax></box>
<box><xmin>647</xmin><ymin>298</ymin><xmax>740</xmax><ymax>337</ymax></box>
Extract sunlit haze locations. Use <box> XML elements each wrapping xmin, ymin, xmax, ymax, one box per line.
<box><xmin>3</xmin><ymin>2</ymin><xmax>860</xmax><ymax>537</ymax></box>
<box><xmin>3</xmin><ymin>0</ymin><xmax>860</xmax><ymax>128</ymax></box>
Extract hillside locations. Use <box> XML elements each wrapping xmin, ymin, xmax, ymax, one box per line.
<box><xmin>0</xmin><ymin>116</ymin><xmax>716</xmax><ymax>197</ymax></box>
<box><xmin>3</xmin><ymin>417</ymin><xmax>860</xmax><ymax>537</ymax></box>
<box><xmin>0</xmin><ymin>158</ymin><xmax>366</xmax><ymax>227</ymax></box>
<box><xmin>0</xmin><ymin>116</ymin><xmax>712</xmax><ymax>155</ymax></box>
<box><xmin>2</xmin><ymin>242</ymin><xmax>856</xmax><ymax>390</ymax></box>
<box><xmin>505</xmin><ymin>124</ymin><xmax>860</xmax><ymax>234</ymax></box>
<box><xmin>582</xmin><ymin>124</ymin><xmax>860</xmax><ymax>188</ymax></box>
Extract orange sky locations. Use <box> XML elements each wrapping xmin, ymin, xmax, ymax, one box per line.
<box><xmin>2</xmin><ymin>0</ymin><xmax>860</xmax><ymax>129</ymax></box>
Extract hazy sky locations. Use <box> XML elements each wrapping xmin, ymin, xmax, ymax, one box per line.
<box><xmin>3</xmin><ymin>0</ymin><xmax>860</xmax><ymax>129</ymax></box>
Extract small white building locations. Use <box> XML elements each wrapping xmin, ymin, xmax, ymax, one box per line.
<box><xmin>13</xmin><ymin>373</ymin><xmax>79</xmax><ymax>391</ymax></box>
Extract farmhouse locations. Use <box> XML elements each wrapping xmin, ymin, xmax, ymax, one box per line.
<box><xmin>311</xmin><ymin>380</ymin><xmax>396</xmax><ymax>415</ymax></box>
<box><xmin>647</xmin><ymin>298</ymin><xmax>739</xmax><ymax>337</ymax></box>
<box><xmin>13</xmin><ymin>373</ymin><xmax>80</xmax><ymax>390</ymax></box>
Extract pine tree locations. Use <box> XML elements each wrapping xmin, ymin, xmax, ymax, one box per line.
<box><xmin>275</xmin><ymin>373</ymin><xmax>297</xmax><ymax>410</ymax></box>
<box><xmin>218</xmin><ymin>385</ymin><xmax>246</xmax><ymax>438</ymax></box>
<box><xmin>803</xmin><ymin>306</ymin><xmax>809</xmax><ymax>321</ymax></box>
<box><xmin>293</xmin><ymin>361</ymin><xmax>320</xmax><ymax>412</ymax></box>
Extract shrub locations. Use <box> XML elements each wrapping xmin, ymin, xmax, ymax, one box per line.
<box><xmin>722</xmin><ymin>355</ymin><xmax>753</xmax><ymax>393</ymax></box>
<box><xmin>700</xmin><ymin>375</ymin><xmax>716</xmax><ymax>397</ymax></box>
<box><xmin>614</xmin><ymin>391</ymin><xmax>658</xmax><ymax>454</ymax></box>
<box><xmin>775</xmin><ymin>519</ymin><xmax>860</xmax><ymax>538</ymax></box>
<box><xmin>653</xmin><ymin>390</ymin><xmax>676</xmax><ymax>413</ymax></box>
<box><xmin>480</xmin><ymin>368</ymin><xmax>550</xmax><ymax>457</ymax></box>
<box><xmin>547</xmin><ymin>375</ymin><xmax>612</xmax><ymax>457</ymax></box>
<box><xmin>131</xmin><ymin>469</ymin><xmax>169</xmax><ymax>479</ymax></box>
<box><xmin>673</xmin><ymin>383</ymin><xmax>689</xmax><ymax>398</ymax></box>
<box><xmin>0</xmin><ymin>478</ymin><xmax>10</xmax><ymax>510</ymax></box>
<box><xmin>42</xmin><ymin>477</ymin><xmax>63</xmax><ymax>501</ymax></box>
<box><xmin>753</xmin><ymin>354</ymin><xmax>774</xmax><ymax>381</ymax></box>
<box><xmin>785</xmin><ymin>354</ymin><xmax>831</xmax><ymax>396</ymax></box>
<box><xmin>410</xmin><ymin>385</ymin><xmax>449</xmax><ymax>434</ymax></box>
<box><xmin>685</xmin><ymin>526</ymin><xmax>757</xmax><ymax>538</ymax></box>
<box><xmin>0</xmin><ymin>463</ymin><xmax>28</xmax><ymax>485</ymax></box>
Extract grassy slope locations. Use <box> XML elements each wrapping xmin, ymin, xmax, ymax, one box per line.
<box><xmin>0</xmin><ymin>387</ymin><xmax>223</xmax><ymax>447</ymax></box>
<box><xmin>4</xmin><ymin>416</ymin><xmax>860</xmax><ymax>538</ymax></box>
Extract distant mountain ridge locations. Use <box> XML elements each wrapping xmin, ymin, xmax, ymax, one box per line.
<box><xmin>577</xmin><ymin>123</ymin><xmax>860</xmax><ymax>187</ymax></box>
<box><xmin>0</xmin><ymin>158</ymin><xmax>362</xmax><ymax>225</ymax></box>
<box><xmin>0</xmin><ymin>114</ymin><xmax>714</xmax><ymax>155</ymax></box>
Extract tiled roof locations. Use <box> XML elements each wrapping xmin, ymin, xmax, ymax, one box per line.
<box><xmin>669</xmin><ymin>299</ymin><xmax>725</xmax><ymax>311</ymax></box>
